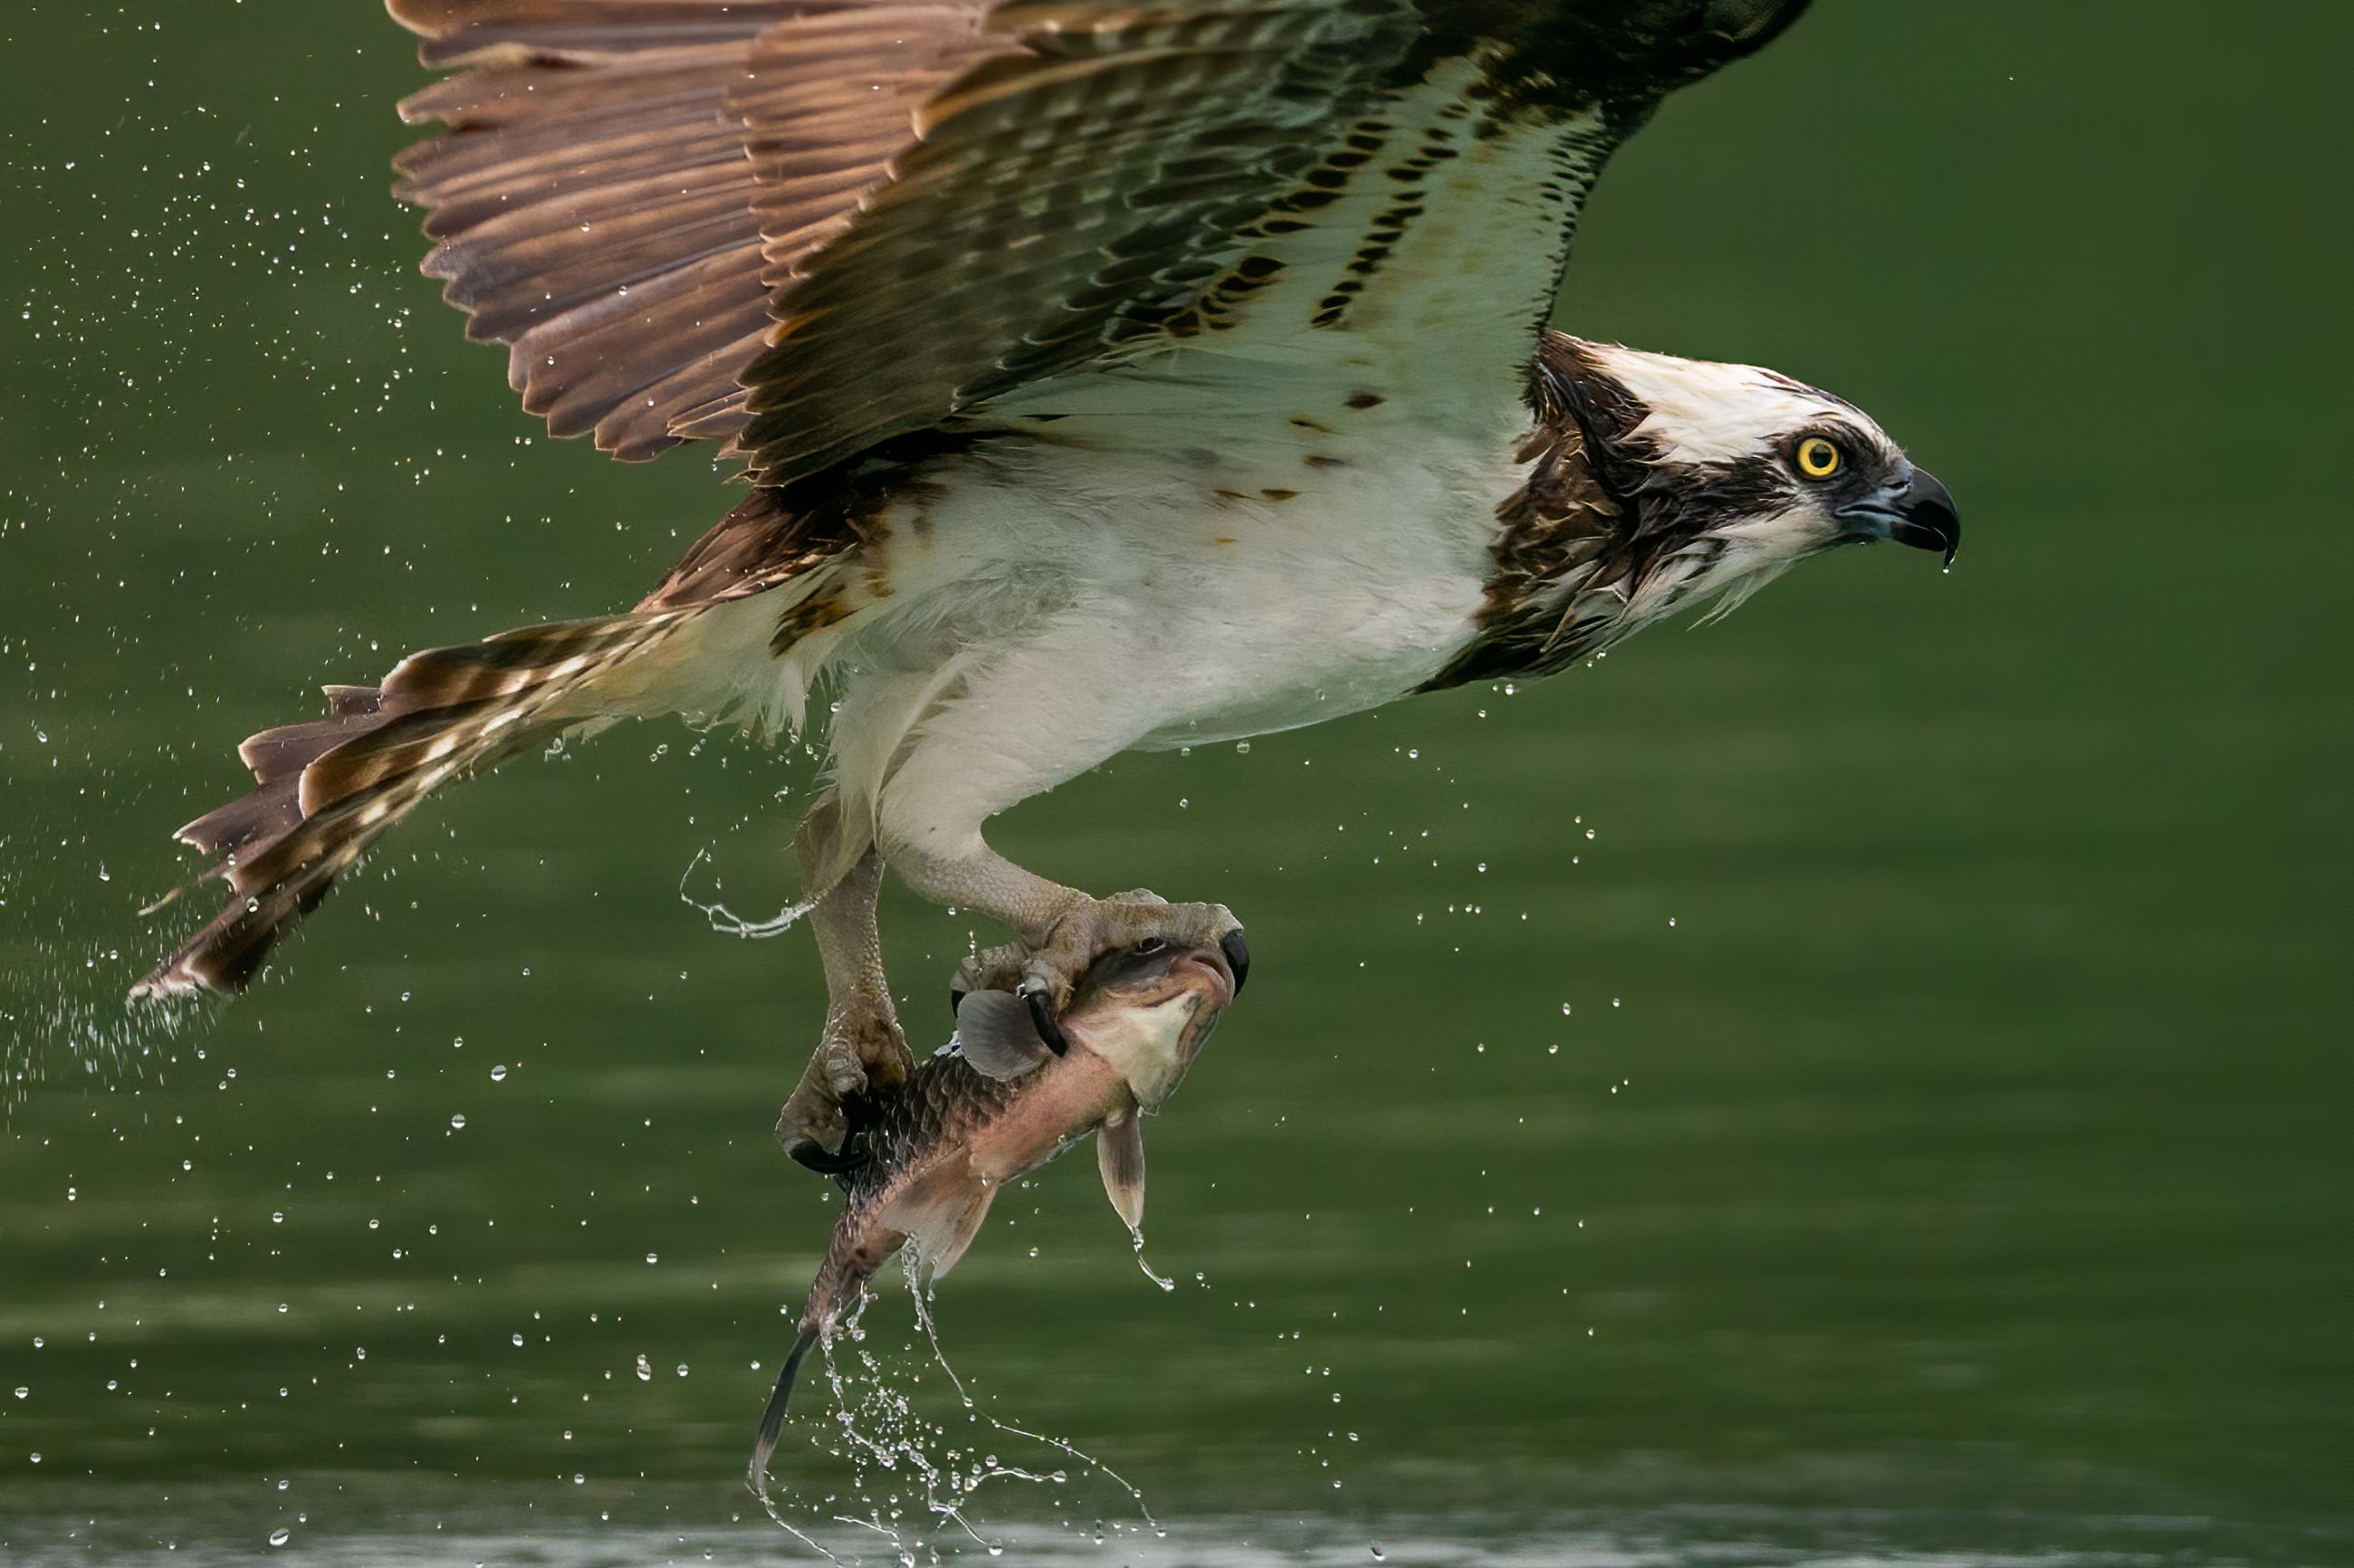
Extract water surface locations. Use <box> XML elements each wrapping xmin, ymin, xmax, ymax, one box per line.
<box><xmin>1</xmin><ymin>4</ymin><xmax>2345</xmax><ymax>1564</ymax></box>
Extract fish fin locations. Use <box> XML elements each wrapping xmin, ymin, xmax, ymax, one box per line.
<box><xmin>952</xmin><ymin>990</ymin><xmax>1054</xmax><ymax>1080</ymax></box>
<box><xmin>1097</xmin><ymin>1109</ymin><xmax>1147</xmax><ymax>1232</ymax></box>
<box><xmin>877</xmin><ymin>1161</ymin><xmax>999</xmax><ymax>1281</ymax></box>
<box><xmin>748</xmin><ymin>1324</ymin><xmax>819</xmax><ymax>1486</ymax></box>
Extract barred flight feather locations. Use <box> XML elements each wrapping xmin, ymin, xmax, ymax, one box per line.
<box><xmin>134</xmin><ymin>609</ymin><xmax>702</xmax><ymax>999</ymax></box>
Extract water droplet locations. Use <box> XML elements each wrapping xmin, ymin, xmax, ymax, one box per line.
<box><xmin>11</xmin><ymin>1388</ymin><xmax>25</xmax><ymax>1400</ymax></box>
<box><xmin>635</xmin><ymin>1354</ymin><xmax>652</xmax><ymax>1382</ymax></box>
<box><xmin>512</xmin><ymin>1334</ymin><xmax>525</xmax><ymax>1347</ymax></box>
<box><xmin>449</xmin><ymin>1114</ymin><xmax>466</xmax><ymax>1130</ymax></box>
<box><xmin>268</xmin><ymin>1528</ymin><xmax>291</xmax><ymax>1548</ymax></box>
<box><xmin>271</xmin><ymin>1211</ymin><xmax>285</xmax><ymax>1224</ymax></box>
<box><xmin>675</xmin><ymin>1363</ymin><xmax>689</xmax><ymax>1378</ymax></box>
<box><xmin>490</xmin><ymin>1065</ymin><xmax>508</xmax><ymax>1082</ymax></box>
<box><xmin>571</xmin><ymin>1473</ymin><xmax>585</xmax><ymax>1486</ymax></box>
<box><xmin>644</xmin><ymin>1252</ymin><xmax>658</xmax><ymax>1266</ymax></box>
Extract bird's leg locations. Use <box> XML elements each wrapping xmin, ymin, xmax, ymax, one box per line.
<box><xmin>894</xmin><ymin>838</ymin><xmax>1247</xmax><ymax>1052</ymax></box>
<box><xmin>776</xmin><ymin>840</ymin><xmax>913</xmax><ymax>1173</ymax></box>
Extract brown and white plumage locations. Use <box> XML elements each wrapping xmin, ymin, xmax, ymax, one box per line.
<box><xmin>389</xmin><ymin>0</ymin><xmax>1431</xmax><ymax>475</ymax></box>
<box><xmin>139</xmin><ymin>0</ymin><xmax>1957</xmax><ymax>1150</ymax></box>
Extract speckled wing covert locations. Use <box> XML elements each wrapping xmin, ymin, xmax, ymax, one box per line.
<box><xmin>388</xmin><ymin>0</ymin><xmax>1811</xmax><ymax>483</ymax></box>
<box><xmin>388</xmin><ymin>0</ymin><xmax>1422</xmax><ymax>474</ymax></box>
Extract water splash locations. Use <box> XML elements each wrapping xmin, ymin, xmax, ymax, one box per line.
<box><xmin>911</xmin><ymin>1276</ymin><xmax>1162</xmax><ymax>1543</ymax></box>
<box><xmin>749</xmin><ymin>1266</ymin><xmax>1163</xmax><ymax>1563</ymax></box>
<box><xmin>1129</xmin><ymin>1226</ymin><xmax>1177</xmax><ymax>1293</ymax></box>
<box><xmin>677</xmin><ymin>846</ymin><xmax>816</xmax><ymax>939</ymax></box>
<box><xmin>0</xmin><ymin>929</ymin><xmax>200</xmax><ymax>1121</ymax></box>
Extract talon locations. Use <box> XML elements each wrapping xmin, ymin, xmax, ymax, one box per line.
<box><xmin>951</xmin><ymin>943</ymin><xmax>1029</xmax><ymax>1016</ymax></box>
<box><xmin>948</xmin><ymin>954</ymin><xmax>981</xmax><ymax>1019</ymax></box>
<box><xmin>1020</xmin><ymin>980</ymin><xmax>1071</xmax><ymax>1056</ymax></box>
<box><xmin>1220</xmin><ymin>929</ymin><xmax>1251</xmax><ymax>994</ymax></box>
<box><xmin>788</xmin><ymin>1132</ymin><xmax>868</xmax><ymax>1177</ymax></box>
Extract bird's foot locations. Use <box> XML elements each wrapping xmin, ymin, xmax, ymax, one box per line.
<box><xmin>948</xmin><ymin>940</ymin><xmax>1029</xmax><ymax>1017</ymax></box>
<box><xmin>777</xmin><ymin>1001</ymin><xmax>913</xmax><ymax>1176</ymax></box>
<box><xmin>999</xmin><ymin>891</ymin><xmax>1248</xmax><ymax>1054</ymax></box>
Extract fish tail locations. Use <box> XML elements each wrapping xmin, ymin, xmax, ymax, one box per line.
<box><xmin>749</xmin><ymin>1322</ymin><xmax>821</xmax><ymax>1485</ymax></box>
<box><xmin>749</xmin><ymin>1221</ymin><xmax>885</xmax><ymax>1482</ymax></box>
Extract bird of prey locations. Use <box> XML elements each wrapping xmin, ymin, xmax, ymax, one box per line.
<box><xmin>138</xmin><ymin>0</ymin><xmax>1957</xmax><ymax>1169</ymax></box>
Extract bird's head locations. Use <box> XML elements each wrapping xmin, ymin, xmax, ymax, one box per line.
<box><xmin>1540</xmin><ymin>335</ymin><xmax>1958</xmax><ymax>632</ymax></box>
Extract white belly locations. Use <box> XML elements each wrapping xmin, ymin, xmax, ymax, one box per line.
<box><xmin>811</xmin><ymin>422</ymin><xmax>1509</xmax><ymax>845</ymax></box>
<box><xmin>772</xmin><ymin>60</ymin><xmax>1585</xmax><ymax>847</ymax></box>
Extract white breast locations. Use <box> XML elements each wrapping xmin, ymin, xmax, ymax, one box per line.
<box><xmin>769</xmin><ymin>65</ymin><xmax>1589</xmax><ymax>848</ymax></box>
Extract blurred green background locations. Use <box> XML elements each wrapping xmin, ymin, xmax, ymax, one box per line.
<box><xmin>1</xmin><ymin>3</ymin><xmax>2346</xmax><ymax>1563</ymax></box>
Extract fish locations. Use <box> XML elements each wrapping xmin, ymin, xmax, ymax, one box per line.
<box><xmin>748</xmin><ymin>932</ymin><xmax>1245</xmax><ymax>1482</ymax></box>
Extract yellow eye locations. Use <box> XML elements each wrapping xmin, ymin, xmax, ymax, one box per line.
<box><xmin>1794</xmin><ymin>436</ymin><xmax>1842</xmax><ymax>479</ymax></box>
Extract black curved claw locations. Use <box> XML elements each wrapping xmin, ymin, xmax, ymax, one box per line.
<box><xmin>947</xmin><ymin>987</ymin><xmax>964</xmax><ymax>1020</ymax></box>
<box><xmin>786</xmin><ymin>1088</ymin><xmax>881</xmax><ymax>1181</ymax></box>
<box><xmin>788</xmin><ymin>1131</ymin><xmax>868</xmax><ymax>1177</ymax></box>
<box><xmin>1021</xmin><ymin>983</ymin><xmax>1071</xmax><ymax>1056</ymax></box>
<box><xmin>1220</xmin><ymin>929</ymin><xmax>1251</xmax><ymax>994</ymax></box>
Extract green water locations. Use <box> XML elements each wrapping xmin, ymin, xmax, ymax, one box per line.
<box><xmin>2</xmin><ymin>3</ymin><xmax>2346</xmax><ymax>1563</ymax></box>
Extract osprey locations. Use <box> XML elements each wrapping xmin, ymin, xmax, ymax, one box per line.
<box><xmin>138</xmin><ymin>0</ymin><xmax>1958</xmax><ymax>1167</ymax></box>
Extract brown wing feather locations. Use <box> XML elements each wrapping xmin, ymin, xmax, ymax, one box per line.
<box><xmin>389</xmin><ymin>0</ymin><xmax>1014</xmax><ymax>460</ymax></box>
<box><xmin>386</xmin><ymin>0</ymin><xmax>1411</xmax><ymax>472</ymax></box>
<box><xmin>389</xmin><ymin>0</ymin><xmax>1812</xmax><ymax>482</ymax></box>
<box><xmin>391</xmin><ymin>3</ymin><xmax>786</xmax><ymax>459</ymax></box>
<box><xmin>733</xmin><ymin>0</ymin><xmax>1422</xmax><ymax>484</ymax></box>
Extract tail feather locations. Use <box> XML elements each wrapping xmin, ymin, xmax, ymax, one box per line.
<box><xmin>135</xmin><ymin>608</ymin><xmax>702</xmax><ymax>999</ymax></box>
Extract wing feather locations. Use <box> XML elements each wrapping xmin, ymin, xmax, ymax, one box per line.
<box><xmin>388</xmin><ymin>0</ymin><xmax>1813</xmax><ymax>473</ymax></box>
<box><xmin>732</xmin><ymin>0</ymin><xmax>1422</xmax><ymax>482</ymax></box>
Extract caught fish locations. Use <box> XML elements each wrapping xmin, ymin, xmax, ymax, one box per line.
<box><xmin>749</xmin><ymin>933</ymin><xmax>1245</xmax><ymax>1481</ymax></box>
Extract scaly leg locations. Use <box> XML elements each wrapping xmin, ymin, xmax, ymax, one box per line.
<box><xmin>894</xmin><ymin>837</ymin><xmax>1249</xmax><ymax>1053</ymax></box>
<box><xmin>776</xmin><ymin>827</ymin><xmax>912</xmax><ymax>1171</ymax></box>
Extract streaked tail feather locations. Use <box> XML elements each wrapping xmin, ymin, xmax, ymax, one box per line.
<box><xmin>135</xmin><ymin>608</ymin><xmax>702</xmax><ymax>998</ymax></box>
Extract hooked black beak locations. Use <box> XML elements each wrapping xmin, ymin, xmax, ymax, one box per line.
<box><xmin>1838</xmin><ymin>466</ymin><xmax>1960</xmax><ymax>567</ymax></box>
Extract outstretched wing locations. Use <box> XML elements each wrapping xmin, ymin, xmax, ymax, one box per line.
<box><xmin>389</xmin><ymin>0</ymin><xmax>1015</xmax><ymax>462</ymax></box>
<box><xmin>390</xmin><ymin>0</ymin><xmax>1811</xmax><ymax>479</ymax></box>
